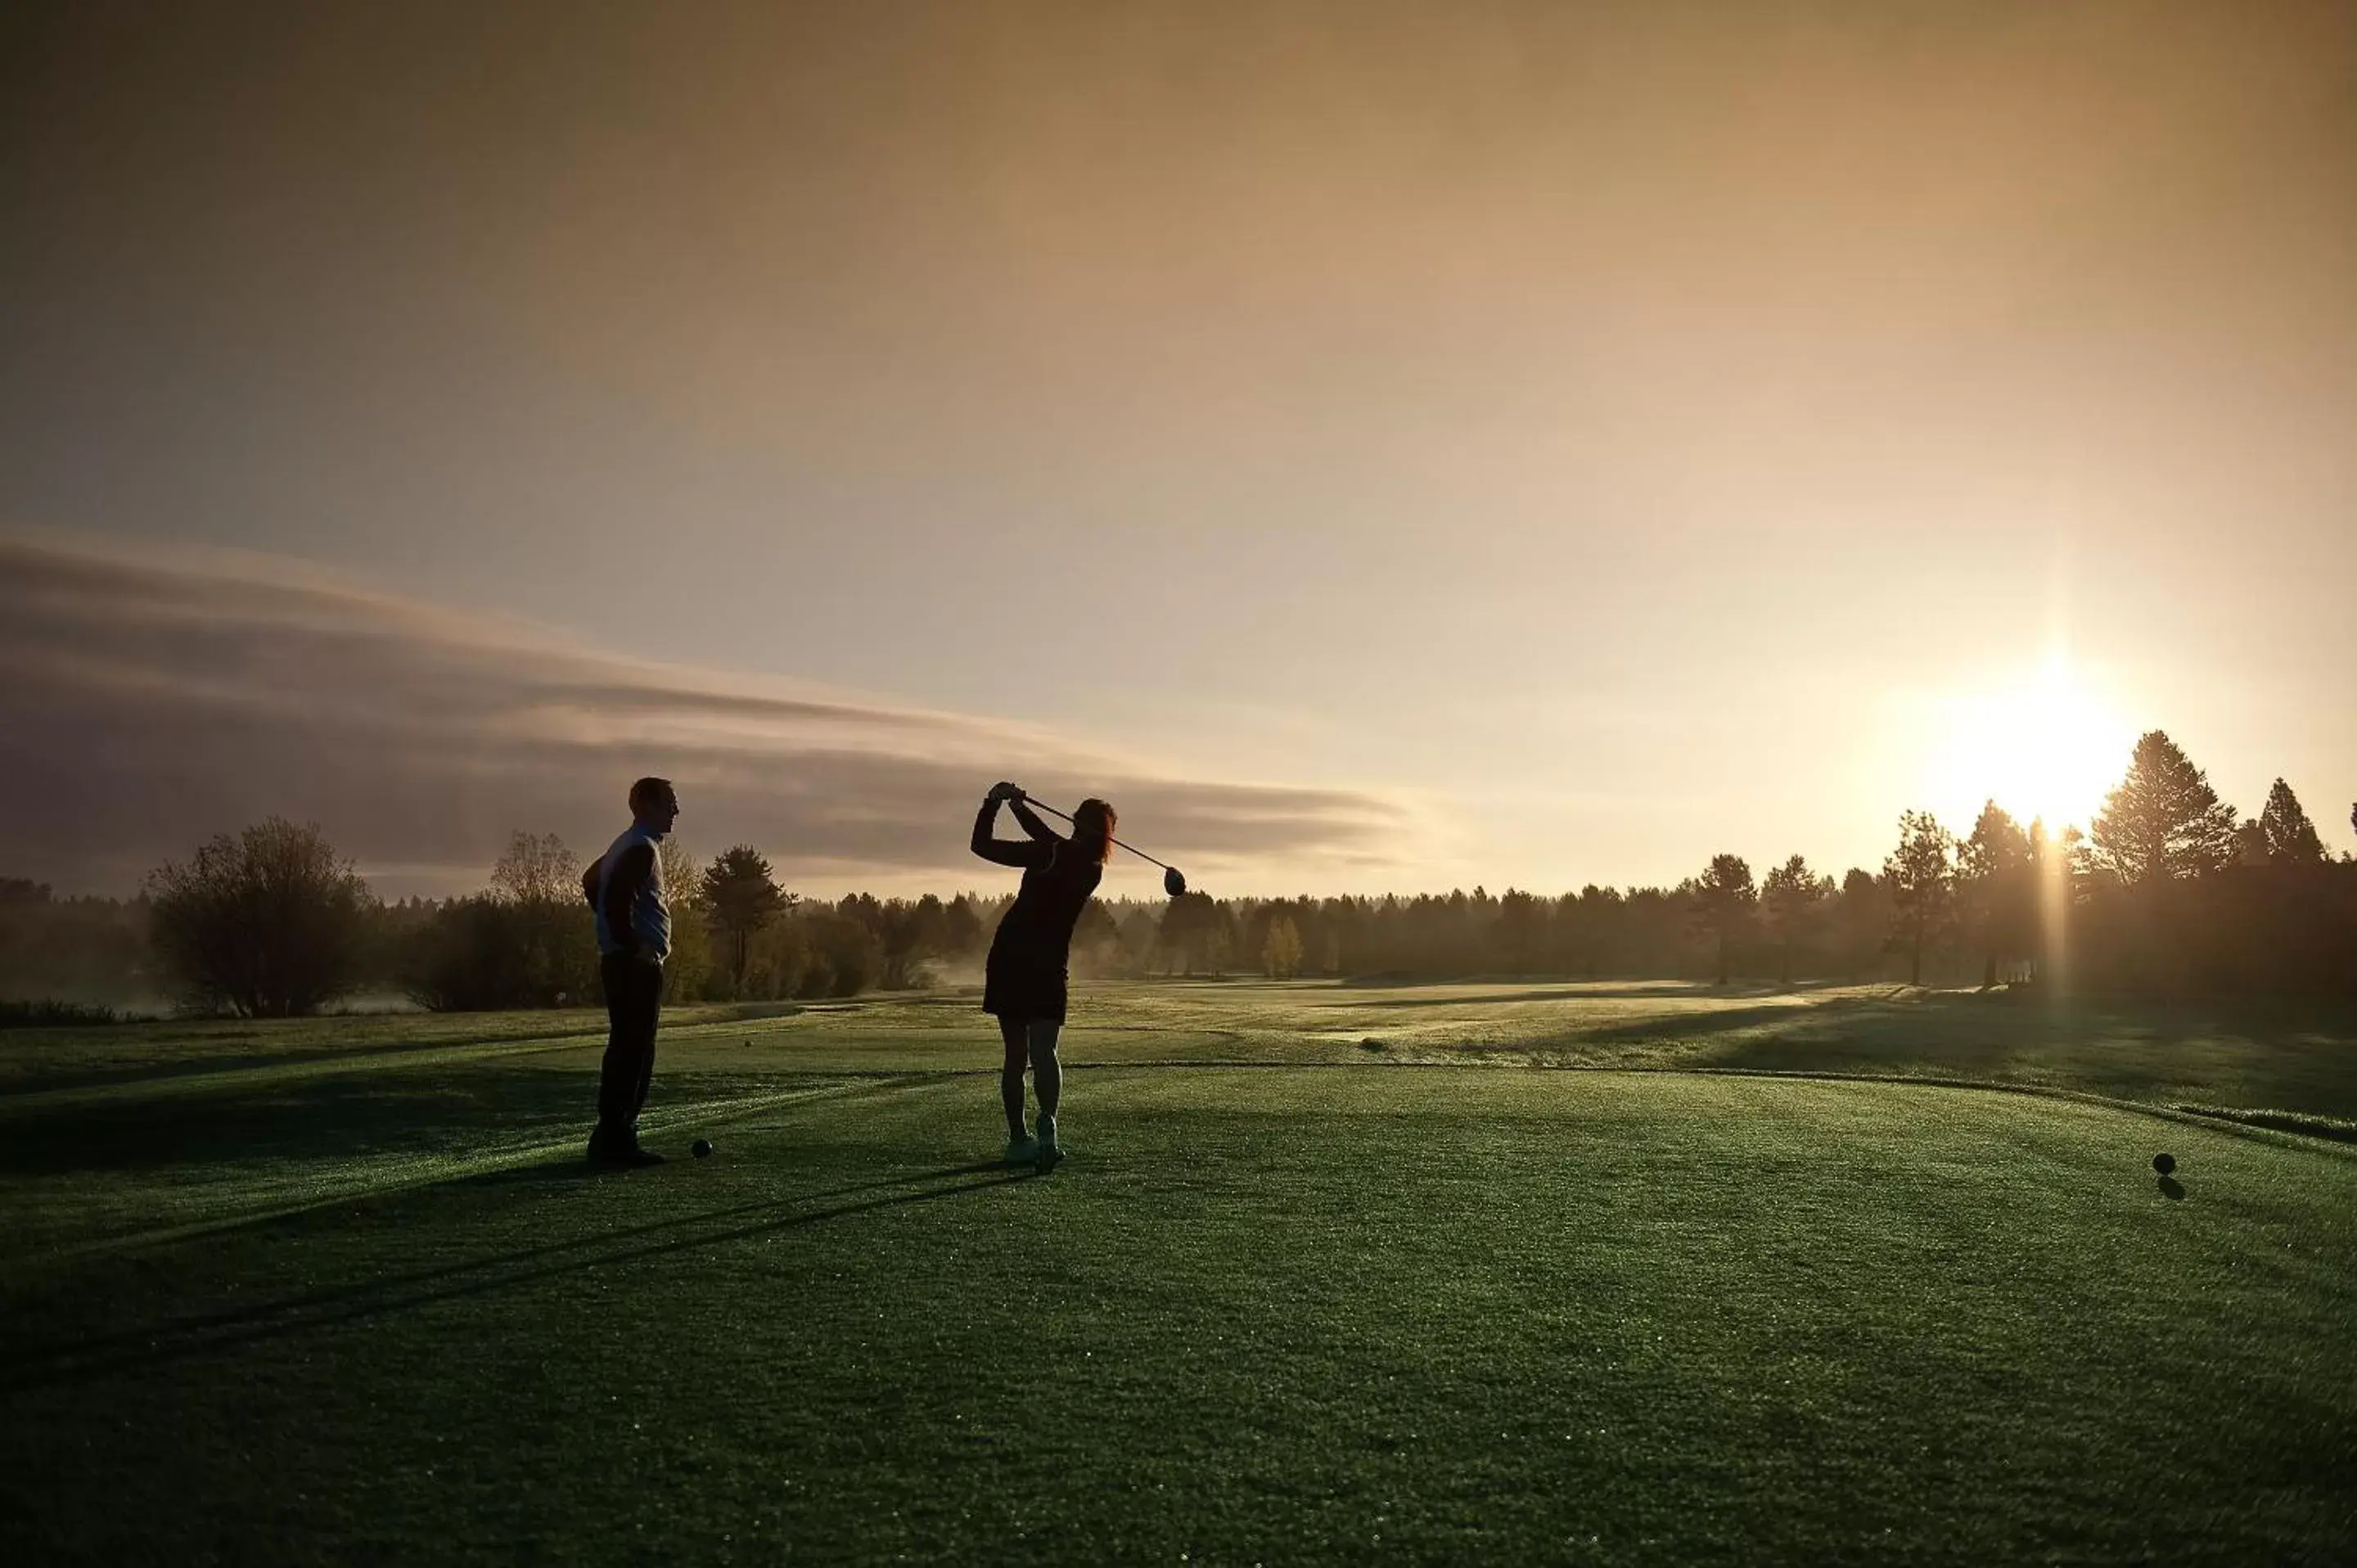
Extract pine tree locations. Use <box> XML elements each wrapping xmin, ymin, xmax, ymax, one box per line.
<box><xmin>1686</xmin><ymin>854</ymin><xmax>1755</xmax><ymax>985</ymax></box>
<box><xmin>1836</xmin><ymin>867</ymin><xmax>1886</xmax><ymax>982</ymax></box>
<box><xmin>2021</xmin><ymin>818</ymin><xmax>2079</xmax><ymax>986</ymax></box>
<box><xmin>1159</xmin><ymin>892</ymin><xmax>1222</xmax><ymax>977</ymax></box>
<box><xmin>2258</xmin><ymin>778</ymin><xmax>2327</xmax><ymax>863</ymax></box>
<box><xmin>1759</xmin><ymin>854</ymin><xmax>1829</xmax><ymax>985</ymax></box>
<box><xmin>1883</xmin><ymin>811</ymin><xmax>1954</xmax><ymax>987</ymax></box>
<box><xmin>2087</xmin><ymin>731</ymin><xmax>2238</xmax><ymax>885</ymax></box>
<box><xmin>1956</xmin><ymin>802</ymin><xmax>2032</xmax><ymax>986</ymax></box>
<box><xmin>701</xmin><ymin>846</ymin><xmax>792</xmax><ymax>998</ymax></box>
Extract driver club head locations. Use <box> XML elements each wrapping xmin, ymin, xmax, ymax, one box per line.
<box><xmin>1163</xmin><ymin>866</ymin><xmax>1188</xmax><ymax>897</ymax></box>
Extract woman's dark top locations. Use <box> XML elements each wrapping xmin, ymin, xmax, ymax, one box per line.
<box><xmin>973</xmin><ymin>797</ymin><xmax>1102</xmax><ymax>1023</ymax></box>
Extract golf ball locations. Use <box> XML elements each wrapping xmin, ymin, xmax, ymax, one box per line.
<box><xmin>692</xmin><ymin>1138</ymin><xmax>714</xmax><ymax>1160</ymax></box>
<box><xmin>2152</xmin><ymin>1152</ymin><xmax>2175</xmax><ymax>1175</ymax></box>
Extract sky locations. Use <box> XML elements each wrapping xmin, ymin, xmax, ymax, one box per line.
<box><xmin>4</xmin><ymin>0</ymin><xmax>2353</xmax><ymax>898</ymax></box>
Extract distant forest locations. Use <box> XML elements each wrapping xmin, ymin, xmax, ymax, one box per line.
<box><xmin>3</xmin><ymin>729</ymin><xmax>2351</xmax><ymax>1020</ymax></box>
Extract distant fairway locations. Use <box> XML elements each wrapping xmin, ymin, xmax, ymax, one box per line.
<box><xmin>3</xmin><ymin>984</ymin><xmax>2354</xmax><ymax>1563</ymax></box>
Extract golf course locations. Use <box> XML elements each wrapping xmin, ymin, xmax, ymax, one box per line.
<box><xmin>4</xmin><ymin>980</ymin><xmax>2354</xmax><ymax>1563</ymax></box>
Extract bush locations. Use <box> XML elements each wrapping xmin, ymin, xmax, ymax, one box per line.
<box><xmin>718</xmin><ymin>910</ymin><xmax>884</xmax><ymax>1001</ymax></box>
<box><xmin>145</xmin><ymin>818</ymin><xmax>375</xmax><ymax>1017</ymax></box>
<box><xmin>403</xmin><ymin>893</ymin><xmax>597</xmax><ymax>1012</ymax></box>
<box><xmin>804</xmin><ymin>910</ymin><xmax>881</xmax><ymax>997</ymax></box>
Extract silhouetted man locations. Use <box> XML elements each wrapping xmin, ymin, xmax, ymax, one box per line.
<box><xmin>582</xmin><ymin>776</ymin><xmax>678</xmax><ymax>1165</ymax></box>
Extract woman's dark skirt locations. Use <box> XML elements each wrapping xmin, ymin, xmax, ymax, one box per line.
<box><xmin>983</xmin><ymin>947</ymin><xmax>1069</xmax><ymax>1025</ymax></box>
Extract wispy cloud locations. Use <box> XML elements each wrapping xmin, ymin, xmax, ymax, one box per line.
<box><xmin>0</xmin><ymin>537</ymin><xmax>1404</xmax><ymax>896</ymax></box>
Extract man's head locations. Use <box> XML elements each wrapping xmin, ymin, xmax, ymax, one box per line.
<box><xmin>629</xmin><ymin>776</ymin><xmax>680</xmax><ymax>836</ymax></box>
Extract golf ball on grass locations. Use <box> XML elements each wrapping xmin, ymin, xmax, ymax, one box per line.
<box><xmin>692</xmin><ymin>1138</ymin><xmax>714</xmax><ymax>1160</ymax></box>
<box><xmin>2152</xmin><ymin>1152</ymin><xmax>2175</xmax><ymax>1175</ymax></box>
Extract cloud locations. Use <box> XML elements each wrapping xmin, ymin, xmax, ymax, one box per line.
<box><xmin>0</xmin><ymin>536</ymin><xmax>1404</xmax><ymax>896</ymax></box>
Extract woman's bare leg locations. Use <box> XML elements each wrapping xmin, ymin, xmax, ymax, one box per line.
<box><xmin>998</xmin><ymin>1016</ymin><xmax>1030</xmax><ymax>1138</ymax></box>
<box><xmin>1027</xmin><ymin>1019</ymin><xmax>1061</xmax><ymax>1122</ymax></box>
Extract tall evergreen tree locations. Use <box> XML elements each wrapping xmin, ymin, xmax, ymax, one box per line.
<box><xmin>1882</xmin><ymin>810</ymin><xmax>1955</xmax><ymax>987</ymax></box>
<box><xmin>2020</xmin><ymin>818</ymin><xmax>2080</xmax><ymax>985</ymax></box>
<box><xmin>943</xmin><ymin>894</ymin><xmax>985</xmax><ymax>955</ymax></box>
<box><xmin>1836</xmin><ymin>867</ymin><xmax>1887</xmax><ymax>981</ymax></box>
<box><xmin>1159</xmin><ymin>891</ymin><xmax>1224</xmax><ymax>977</ymax></box>
<box><xmin>1759</xmin><ymin>854</ymin><xmax>1829</xmax><ymax>985</ymax></box>
<box><xmin>1686</xmin><ymin>854</ymin><xmax>1755</xmax><ymax>985</ymax></box>
<box><xmin>701</xmin><ymin>846</ymin><xmax>791</xmax><ymax>998</ymax></box>
<box><xmin>1956</xmin><ymin>802</ymin><xmax>2032</xmax><ymax>986</ymax></box>
<box><xmin>1491</xmin><ymin>890</ymin><xmax>1550</xmax><ymax>974</ymax></box>
<box><xmin>2258</xmin><ymin>778</ymin><xmax>2327</xmax><ymax>863</ymax></box>
<box><xmin>2087</xmin><ymin>730</ymin><xmax>2238</xmax><ymax>885</ymax></box>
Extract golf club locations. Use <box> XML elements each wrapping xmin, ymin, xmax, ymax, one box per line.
<box><xmin>1013</xmin><ymin>795</ymin><xmax>1190</xmax><ymax>896</ymax></box>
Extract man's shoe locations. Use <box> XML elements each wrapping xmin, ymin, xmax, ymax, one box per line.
<box><xmin>1003</xmin><ymin>1135</ymin><xmax>1039</xmax><ymax>1166</ymax></box>
<box><xmin>588</xmin><ymin>1140</ymin><xmax>665</xmax><ymax>1168</ymax></box>
<box><xmin>1036</xmin><ymin>1114</ymin><xmax>1061</xmax><ymax>1160</ymax></box>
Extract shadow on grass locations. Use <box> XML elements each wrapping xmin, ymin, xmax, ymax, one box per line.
<box><xmin>0</xmin><ymin>1069</ymin><xmax>833</xmax><ymax>1178</ymax></box>
<box><xmin>0</xmin><ymin>1160</ymin><xmax>1027</xmax><ymax>1391</ymax></box>
<box><xmin>1674</xmin><ymin>994</ymin><xmax>2357</xmax><ymax>1119</ymax></box>
<box><xmin>0</xmin><ymin>1021</ymin><xmax>611</xmax><ymax>1099</ymax></box>
<box><xmin>1380</xmin><ymin>986</ymin><xmax>2357</xmax><ymax>1120</ymax></box>
<box><xmin>1568</xmin><ymin>999</ymin><xmax>1870</xmax><ymax>1043</ymax></box>
<box><xmin>2170</xmin><ymin>1106</ymin><xmax>2357</xmax><ymax>1145</ymax></box>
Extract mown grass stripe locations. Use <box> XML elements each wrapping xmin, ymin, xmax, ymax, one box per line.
<box><xmin>27</xmin><ymin>1075</ymin><xmax>945</xmax><ymax>1264</ymax></box>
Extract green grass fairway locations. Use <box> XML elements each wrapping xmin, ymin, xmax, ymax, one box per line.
<box><xmin>4</xmin><ymin>984</ymin><xmax>2355</xmax><ymax>1562</ymax></box>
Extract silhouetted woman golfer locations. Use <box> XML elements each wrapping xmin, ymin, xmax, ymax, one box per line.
<box><xmin>972</xmin><ymin>782</ymin><xmax>1112</xmax><ymax>1165</ymax></box>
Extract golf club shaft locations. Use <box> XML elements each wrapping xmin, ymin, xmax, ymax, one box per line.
<box><xmin>1014</xmin><ymin>797</ymin><xmax>1176</xmax><ymax>874</ymax></box>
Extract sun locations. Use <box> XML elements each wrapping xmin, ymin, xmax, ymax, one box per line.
<box><xmin>1923</xmin><ymin>654</ymin><xmax>2136</xmax><ymax>832</ymax></box>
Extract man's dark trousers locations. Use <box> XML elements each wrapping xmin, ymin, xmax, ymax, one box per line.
<box><xmin>594</xmin><ymin>953</ymin><xmax>664</xmax><ymax>1150</ymax></box>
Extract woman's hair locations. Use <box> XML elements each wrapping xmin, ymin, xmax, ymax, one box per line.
<box><xmin>1070</xmin><ymin>799</ymin><xmax>1117</xmax><ymax>866</ymax></box>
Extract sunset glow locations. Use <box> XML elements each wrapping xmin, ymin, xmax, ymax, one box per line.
<box><xmin>3</xmin><ymin>2</ymin><xmax>2351</xmax><ymax>890</ymax></box>
<box><xmin>1923</xmin><ymin>654</ymin><xmax>2138</xmax><ymax>833</ymax></box>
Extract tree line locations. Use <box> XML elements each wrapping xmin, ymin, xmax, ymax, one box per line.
<box><xmin>1142</xmin><ymin>734</ymin><xmax>2350</xmax><ymax>997</ymax></box>
<box><xmin>1</xmin><ymin>728</ymin><xmax>2349</xmax><ymax>1018</ymax></box>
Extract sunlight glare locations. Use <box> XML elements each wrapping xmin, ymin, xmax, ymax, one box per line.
<box><xmin>1923</xmin><ymin>654</ymin><xmax>2134</xmax><ymax>832</ymax></box>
